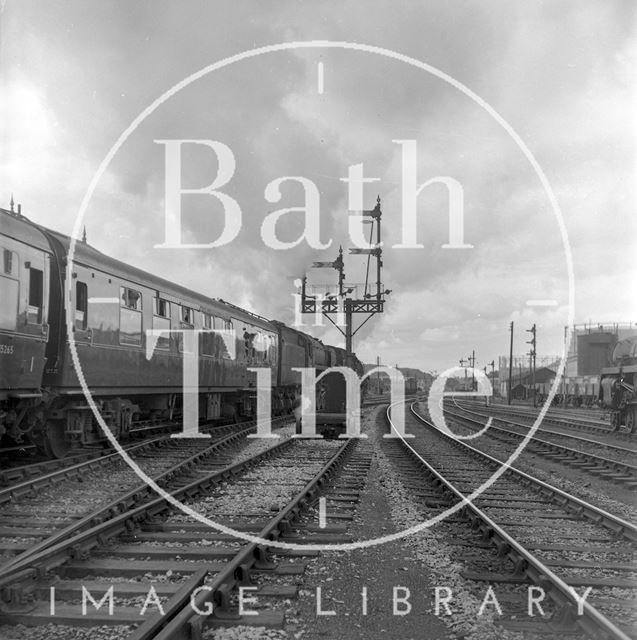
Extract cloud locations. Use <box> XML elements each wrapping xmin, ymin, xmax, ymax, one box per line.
<box><xmin>3</xmin><ymin>1</ymin><xmax>634</xmax><ymax>373</ymax></box>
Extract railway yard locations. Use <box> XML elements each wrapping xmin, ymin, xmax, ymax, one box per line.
<box><xmin>0</xmin><ymin>400</ymin><xmax>635</xmax><ymax>640</ymax></box>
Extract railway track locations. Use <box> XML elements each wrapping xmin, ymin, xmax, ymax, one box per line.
<box><xmin>465</xmin><ymin>401</ymin><xmax>634</xmax><ymax>439</ymax></box>
<box><xmin>0</xmin><ymin>416</ymin><xmax>226</xmax><ymax>481</ymax></box>
<box><xmin>383</xmin><ymin>401</ymin><xmax>636</xmax><ymax>639</ymax></box>
<box><xmin>0</xmin><ymin>419</ymin><xmax>292</xmax><ymax>571</ymax></box>
<box><xmin>0</xmin><ymin>418</ymin><xmax>266</xmax><ymax>492</ymax></box>
<box><xmin>445</xmin><ymin>401</ymin><xmax>637</xmax><ymax>489</ymax></box>
<box><xmin>0</xmin><ymin>431</ymin><xmax>372</xmax><ymax>639</ymax></box>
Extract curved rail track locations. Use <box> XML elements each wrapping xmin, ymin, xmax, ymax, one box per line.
<box><xmin>0</xmin><ymin>421</ymin><xmax>276</xmax><ymax>574</ymax></box>
<box><xmin>383</xmin><ymin>401</ymin><xmax>636</xmax><ymax>640</ymax></box>
<box><xmin>445</xmin><ymin>401</ymin><xmax>637</xmax><ymax>489</ymax></box>
<box><xmin>465</xmin><ymin>401</ymin><xmax>633</xmax><ymax>439</ymax></box>
<box><xmin>0</xmin><ymin>417</ymin><xmax>273</xmax><ymax>492</ymax></box>
<box><xmin>0</xmin><ymin>430</ymin><xmax>372</xmax><ymax>638</ymax></box>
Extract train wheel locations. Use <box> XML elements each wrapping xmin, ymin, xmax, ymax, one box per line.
<box><xmin>627</xmin><ymin>408</ymin><xmax>636</xmax><ymax>434</ymax></box>
<box><xmin>610</xmin><ymin>412</ymin><xmax>621</xmax><ymax>431</ymax></box>
<box><xmin>43</xmin><ymin>420</ymin><xmax>70</xmax><ymax>459</ymax></box>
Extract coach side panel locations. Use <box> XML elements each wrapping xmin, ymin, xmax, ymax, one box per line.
<box><xmin>0</xmin><ymin>239</ymin><xmax>50</xmax><ymax>396</ymax></box>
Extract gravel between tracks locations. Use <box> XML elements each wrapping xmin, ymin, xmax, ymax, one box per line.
<box><xmin>241</xmin><ymin>406</ymin><xmax>527</xmax><ymax>640</ymax></box>
<box><xmin>0</xmin><ymin>623</ymin><xmax>134</xmax><ymax>640</ymax></box>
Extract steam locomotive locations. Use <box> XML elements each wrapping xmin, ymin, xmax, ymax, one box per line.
<box><xmin>599</xmin><ymin>335</ymin><xmax>637</xmax><ymax>432</ymax></box>
<box><xmin>0</xmin><ymin>205</ymin><xmax>364</xmax><ymax>457</ymax></box>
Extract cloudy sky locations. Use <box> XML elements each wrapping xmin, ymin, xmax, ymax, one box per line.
<box><xmin>2</xmin><ymin>1</ymin><xmax>635</xmax><ymax>372</ymax></box>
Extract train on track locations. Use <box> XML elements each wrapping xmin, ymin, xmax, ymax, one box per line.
<box><xmin>599</xmin><ymin>335</ymin><xmax>637</xmax><ymax>431</ymax></box>
<box><xmin>0</xmin><ymin>205</ymin><xmax>364</xmax><ymax>457</ymax></box>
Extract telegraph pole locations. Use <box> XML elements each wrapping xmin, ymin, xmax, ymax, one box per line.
<box><xmin>487</xmin><ymin>359</ymin><xmax>495</xmax><ymax>398</ymax></box>
<box><xmin>459</xmin><ymin>358</ymin><xmax>468</xmax><ymax>389</ymax></box>
<box><xmin>468</xmin><ymin>350</ymin><xmax>476</xmax><ymax>390</ymax></box>
<box><xmin>526</xmin><ymin>323</ymin><xmax>537</xmax><ymax>407</ymax></box>
<box><xmin>508</xmin><ymin>321</ymin><xmax>514</xmax><ymax>405</ymax></box>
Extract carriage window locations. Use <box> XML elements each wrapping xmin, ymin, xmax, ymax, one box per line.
<box><xmin>0</xmin><ymin>277</ymin><xmax>18</xmax><ymax>330</ymax></box>
<box><xmin>243</xmin><ymin>328</ymin><xmax>253</xmax><ymax>360</ymax></box>
<box><xmin>119</xmin><ymin>286</ymin><xmax>142</xmax><ymax>345</ymax></box>
<box><xmin>154</xmin><ymin>297</ymin><xmax>170</xmax><ymax>318</ymax></box>
<box><xmin>3</xmin><ymin>249</ymin><xmax>17</xmax><ymax>276</ymax></box>
<box><xmin>221</xmin><ymin>319</ymin><xmax>233</xmax><ymax>359</ymax></box>
<box><xmin>120</xmin><ymin>286</ymin><xmax>142</xmax><ymax>310</ymax></box>
<box><xmin>27</xmin><ymin>268</ymin><xmax>43</xmax><ymax>324</ymax></box>
<box><xmin>75</xmin><ymin>282</ymin><xmax>88</xmax><ymax>330</ymax></box>
<box><xmin>258</xmin><ymin>333</ymin><xmax>270</xmax><ymax>363</ymax></box>
<box><xmin>201</xmin><ymin>312</ymin><xmax>213</xmax><ymax>355</ymax></box>
<box><xmin>153</xmin><ymin>298</ymin><xmax>171</xmax><ymax>349</ymax></box>
<box><xmin>180</xmin><ymin>306</ymin><xmax>194</xmax><ymax>326</ymax></box>
<box><xmin>177</xmin><ymin>305</ymin><xmax>195</xmax><ymax>353</ymax></box>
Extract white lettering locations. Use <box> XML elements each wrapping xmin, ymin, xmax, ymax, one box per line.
<box><xmin>82</xmin><ymin>585</ymin><xmax>114</xmax><ymax>616</ymax></box>
<box><xmin>393</xmin><ymin>586</ymin><xmax>411</xmax><ymax>616</ymax></box>
<box><xmin>341</xmin><ymin>163</ymin><xmax>380</xmax><ymax>213</ymax></box>
<box><xmin>247</xmin><ymin>367</ymin><xmax>279</xmax><ymax>439</ymax></box>
<box><xmin>428</xmin><ymin>366</ymin><xmax>493</xmax><ymax>438</ymax></box>
<box><xmin>140</xmin><ymin>585</ymin><xmax>165</xmax><ymax>616</ymax></box>
<box><xmin>190</xmin><ymin>586</ymin><xmax>214</xmax><ymax>615</ymax></box>
<box><xmin>434</xmin><ymin>586</ymin><xmax>453</xmax><ymax>616</ymax></box>
<box><xmin>239</xmin><ymin>586</ymin><xmax>259</xmax><ymax>616</ymax></box>
<box><xmin>146</xmin><ymin>328</ymin><xmax>236</xmax><ymax>438</ymax></box>
<box><xmin>528</xmin><ymin>586</ymin><xmax>546</xmax><ymax>617</ymax></box>
<box><xmin>478</xmin><ymin>586</ymin><xmax>502</xmax><ymax>616</ymax></box>
<box><xmin>316</xmin><ymin>587</ymin><xmax>336</xmax><ymax>616</ymax></box>
<box><xmin>569</xmin><ymin>586</ymin><xmax>593</xmax><ymax>616</ymax></box>
<box><xmin>262</xmin><ymin>177</ymin><xmax>331</xmax><ymax>250</ymax></box>
<box><xmin>392</xmin><ymin>139</ymin><xmax>472</xmax><ymax>249</ymax></box>
<box><xmin>154</xmin><ymin>139</ymin><xmax>241</xmax><ymax>249</ymax></box>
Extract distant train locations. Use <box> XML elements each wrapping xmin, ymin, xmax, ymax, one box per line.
<box><xmin>0</xmin><ymin>205</ymin><xmax>364</xmax><ymax>457</ymax></box>
<box><xmin>599</xmin><ymin>336</ymin><xmax>637</xmax><ymax>431</ymax></box>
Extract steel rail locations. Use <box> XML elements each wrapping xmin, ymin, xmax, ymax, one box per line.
<box><xmin>0</xmin><ymin>416</ymin><xmax>257</xmax><ymax>487</ymax></box>
<box><xmin>409</xmin><ymin>403</ymin><xmax>637</xmax><ymax>541</ymax></box>
<box><xmin>0</xmin><ymin>417</ymin><xmax>268</xmax><ymax>500</ymax></box>
<box><xmin>138</xmin><ymin>438</ymin><xmax>355</xmax><ymax>640</ymax></box>
<box><xmin>445</xmin><ymin>404</ymin><xmax>637</xmax><ymax>481</ymax></box>
<box><xmin>0</xmin><ymin>421</ymin><xmax>268</xmax><ymax>575</ymax></box>
<box><xmin>458</xmin><ymin>400</ymin><xmax>624</xmax><ymax>435</ymax></box>
<box><xmin>0</xmin><ymin>437</ymin><xmax>166</xmax><ymax>504</ymax></box>
<box><xmin>387</xmin><ymin>402</ymin><xmax>634</xmax><ymax>640</ymax></box>
<box><xmin>451</xmin><ymin>399</ymin><xmax>636</xmax><ymax>456</ymax></box>
<box><xmin>0</xmin><ymin>434</ymin><xmax>298</xmax><ymax>599</ymax></box>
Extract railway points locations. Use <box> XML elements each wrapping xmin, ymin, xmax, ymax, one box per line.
<box><xmin>446</xmin><ymin>401</ymin><xmax>637</xmax><ymax>487</ymax></box>
<box><xmin>0</xmin><ymin>431</ymin><xmax>371</xmax><ymax>638</ymax></box>
<box><xmin>385</xmin><ymin>401</ymin><xmax>637</xmax><ymax>640</ymax></box>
